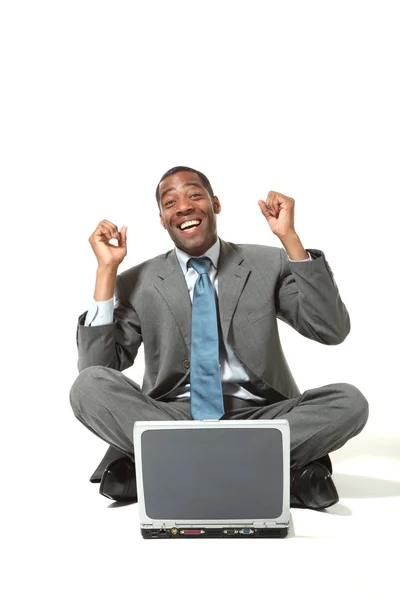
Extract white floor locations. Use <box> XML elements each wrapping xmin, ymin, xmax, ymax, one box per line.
<box><xmin>7</xmin><ymin>425</ymin><xmax>399</xmax><ymax>600</ymax></box>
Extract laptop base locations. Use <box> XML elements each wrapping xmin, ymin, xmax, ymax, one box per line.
<box><xmin>141</xmin><ymin>526</ymin><xmax>289</xmax><ymax>539</ymax></box>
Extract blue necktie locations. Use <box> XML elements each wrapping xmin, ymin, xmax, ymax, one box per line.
<box><xmin>188</xmin><ymin>257</ymin><xmax>224</xmax><ymax>420</ymax></box>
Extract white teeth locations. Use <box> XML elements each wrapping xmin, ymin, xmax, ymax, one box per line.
<box><xmin>180</xmin><ymin>220</ymin><xmax>201</xmax><ymax>230</ymax></box>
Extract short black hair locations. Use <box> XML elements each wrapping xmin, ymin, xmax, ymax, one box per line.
<box><xmin>156</xmin><ymin>166</ymin><xmax>215</xmax><ymax>208</ymax></box>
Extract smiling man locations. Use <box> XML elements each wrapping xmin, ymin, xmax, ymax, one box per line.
<box><xmin>70</xmin><ymin>165</ymin><xmax>369</xmax><ymax>509</ymax></box>
<box><xmin>158</xmin><ymin>171</ymin><xmax>221</xmax><ymax>256</ymax></box>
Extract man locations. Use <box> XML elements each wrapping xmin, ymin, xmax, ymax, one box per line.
<box><xmin>70</xmin><ymin>166</ymin><xmax>369</xmax><ymax>509</ymax></box>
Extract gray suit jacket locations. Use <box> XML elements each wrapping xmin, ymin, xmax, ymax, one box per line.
<box><xmin>76</xmin><ymin>239</ymin><xmax>350</xmax><ymax>404</ymax></box>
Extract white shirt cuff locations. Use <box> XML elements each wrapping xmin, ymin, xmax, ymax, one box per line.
<box><xmin>84</xmin><ymin>298</ymin><xmax>114</xmax><ymax>326</ymax></box>
<box><xmin>288</xmin><ymin>251</ymin><xmax>312</xmax><ymax>262</ymax></box>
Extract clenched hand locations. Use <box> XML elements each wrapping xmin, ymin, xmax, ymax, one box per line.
<box><xmin>89</xmin><ymin>220</ymin><xmax>128</xmax><ymax>269</ymax></box>
<box><xmin>258</xmin><ymin>191</ymin><xmax>296</xmax><ymax>239</ymax></box>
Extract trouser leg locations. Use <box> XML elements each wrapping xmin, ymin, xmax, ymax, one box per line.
<box><xmin>223</xmin><ymin>383</ymin><xmax>369</xmax><ymax>469</ymax></box>
<box><xmin>71</xmin><ymin>369</ymin><xmax>369</xmax><ymax>472</ymax></box>
<box><xmin>70</xmin><ymin>366</ymin><xmax>192</xmax><ymax>456</ymax></box>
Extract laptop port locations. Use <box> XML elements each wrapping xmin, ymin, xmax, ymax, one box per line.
<box><xmin>223</xmin><ymin>529</ymin><xmax>237</xmax><ymax>535</ymax></box>
<box><xmin>180</xmin><ymin>529</ymin><xmax>205</xmax><ymax>535</ymax></box>
<box><xmin>206</xmin><ymin>529</ymin><xmax>223</xmax><ymax>537</ymax></box>
<box><xmin>239</xmin><ymin>529</ymin><xmax>254</xmax><ymax>535</ymax></box>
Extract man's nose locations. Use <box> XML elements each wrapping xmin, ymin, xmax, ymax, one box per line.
<box><xmin>176</xmin><ymin>196</ymin><xmax>194</xmax><ymax>213</ymax></box>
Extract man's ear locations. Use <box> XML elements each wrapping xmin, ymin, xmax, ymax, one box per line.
<box><xmin>160</xmin><ymin>214</ymin><xmax>166</xmax><ymax>229</ymax></box>
<box><xmin>213</xmin><ymin>196</ymin><xmax>222</xmax><ymax>214</ymax></box>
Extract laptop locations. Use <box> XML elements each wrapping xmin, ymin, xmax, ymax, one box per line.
<box><xmin>133</xmin><ymin>419</ymin><xmax>290</xmax><ymax>539</ymax></box>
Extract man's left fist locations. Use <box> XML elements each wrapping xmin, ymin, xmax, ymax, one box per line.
<box><xmin>258</xmin><ymin>191</ymin><xmax>296</xmax><ymax>239</ymax></box>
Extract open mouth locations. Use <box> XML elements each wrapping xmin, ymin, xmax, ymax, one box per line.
<box><xmin>178</xmin><ymin>219</ymin><xmax>202</xmax><ymax>234</ymax></box>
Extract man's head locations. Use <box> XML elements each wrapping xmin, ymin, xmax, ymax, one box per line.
<box><xmin>156</xmin><ymin>166</ymin><xmax>221</xmax><ymax>256</ymax></box>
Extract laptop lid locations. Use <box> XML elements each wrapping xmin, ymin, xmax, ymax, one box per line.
<box><xmin>133</xmin><ymin>419</ymin><xmax>290</xmax><ymax>532</ymax></box>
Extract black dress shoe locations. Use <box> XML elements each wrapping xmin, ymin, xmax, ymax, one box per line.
<box><xmin>90</xmin><ymin>446</ymin><xmax>128</xmax><ymax>483</ymax></box>
<box><xmin>290</xmin><ymin>461</ymin><xmax>339</xmax><ymax>510</ymax></box>
<box><xmin>316</xmin><ymin>454</ymin><xmax>333</xmax><ymax>475</ymax></box>
<box><xmin>99</xmin><ymin>457</ymin><xmax>137</xmax><ymax>503</ymax></box>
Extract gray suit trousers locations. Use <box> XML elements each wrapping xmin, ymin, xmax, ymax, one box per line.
<box><xmin>70</xmin><ymin>366</ymin><xmax>369</xmax><ymax>469</ymax></box>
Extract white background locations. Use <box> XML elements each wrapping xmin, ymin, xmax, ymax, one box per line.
<box><xmin>1</xmin><ymin>1</ymin><xmax>399</xmax><ymax>599</ymax></box>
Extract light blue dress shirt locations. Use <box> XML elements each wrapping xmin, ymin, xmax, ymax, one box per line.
<box><xmin>85</xmin><ymin>241</ymin><xmax>311</xmax><ymax>401</ymax></box>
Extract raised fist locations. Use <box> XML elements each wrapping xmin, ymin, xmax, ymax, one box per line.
<box><xmin>89</xmin><ymin>220</ymin><xmax>128</xmax><ymax>268</ymax></box>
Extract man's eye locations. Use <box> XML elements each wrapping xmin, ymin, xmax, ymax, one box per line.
<box><xmin>190</xmin><ymin>194</ymin><xmax>200</xmax><ymax>198</ymax></box>
<box><xmin>165</xmin><ymin>199</ymin><xmax>174</xmax><ymax>206</ymax></box>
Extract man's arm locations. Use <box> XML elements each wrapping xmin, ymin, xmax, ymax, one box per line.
<box><xmin>77</xmin><ymin>274</ymin><xmax>142</xmax><ymax>372</ymax></box>
<box><xmin>276</xmin><ymin>247</ymin><xmax>350</xmax><ymax>344</ymax></box>
<box><xmin>84</xmin><ymin>265</ymin><xmax>118</xmax><ymax>326</ymax></box>
<box><xmin>76</xmin><ymin>219</ymin><xmax>142</xmax><ymax>372</ymax></box>
<box><xmin>258</xmin><ymin>192</ymin><xmax>350</xmax><ymax>345</ymax></box>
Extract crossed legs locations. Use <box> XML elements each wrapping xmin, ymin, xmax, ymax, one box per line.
<box><xmin>70</xmin><ymin>366</ymin><xmax>369</xmax><ymax>470</ymax></box>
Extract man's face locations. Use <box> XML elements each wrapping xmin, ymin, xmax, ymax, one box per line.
<box><xmin>159</xmin><ymin>171</ymin><xmax>221</xmax><ymax>256</ymax></box>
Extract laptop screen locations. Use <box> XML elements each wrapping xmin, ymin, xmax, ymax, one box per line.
<box><xmin>140</xmin><ymin>427</ymin><xmax>284</xmax><ymax>520</ymax></box>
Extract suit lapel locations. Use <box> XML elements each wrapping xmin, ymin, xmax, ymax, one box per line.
<box><xmin>218</xmin><ymin>239</ymin><xmax>251</xmax><ymax>339</ymax></box>
<box><xmin>153</xmin><ymin>240</ymin><xmax>251</xmax><ymax>349</ymax></box>
<box><xmin>154</xmin><ymin>250</ymin><xmax>192</xmax><ymax>350</ymax></box>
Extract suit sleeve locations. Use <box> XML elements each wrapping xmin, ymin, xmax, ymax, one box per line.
<box><xmin>76</xmin><ymin>275</ymin><xmax>142</xmax><ymax>372</ymax></box>
<box><xmin>276</xmin><ymin>248</ymin><xmax>350</xmax><ymax>345</ymax></box>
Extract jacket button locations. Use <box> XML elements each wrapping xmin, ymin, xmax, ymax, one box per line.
<box><xmin>183</xmin><ymin>359</ymin><xmax>190</xmax><ymax>369</ymax></box>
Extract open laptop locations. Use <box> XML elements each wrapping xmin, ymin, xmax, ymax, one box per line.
<box><xmin>133</xmin><ymin>419</ymin><xmax>290</xmax><ymax>539</ymax></box>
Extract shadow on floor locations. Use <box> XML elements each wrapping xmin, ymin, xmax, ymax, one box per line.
<box><xmin>333</xmin><ymin>473</ymin><xmax>400</xmax><ymax>499</ymax></box>
<box><xmin>323</xmin><ymin>502</ymin><xmax>352</xmax><ymax>516</ymax></box>
<box><xmin>108</xmin><ymin>499</ymin><xmax>137</xmax><ymax>508</ymax></box>
<box><xmin>332</xmin><ymin>435</ymin><xmax>400</xmax><ymax>462</ymax></box>
<box><xmin>329</xmin><ymin>434</ymin><xmax>400</xmax><ymax>499</ymax></box>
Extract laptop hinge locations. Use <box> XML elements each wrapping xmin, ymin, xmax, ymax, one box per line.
<box><xmin>150</xmin><ymin>521</ymin><xmax>176</xmax><ymax>529</ymax></box>
<box><xmin>252</xmin><ymin>521</ymin><xmax>288</xmax><ymax>528</ymax></box>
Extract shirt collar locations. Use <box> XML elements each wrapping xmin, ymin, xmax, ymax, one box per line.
<box><xmin>175</xmin><ymin>238</ymin><xmax>220</xmax><ymax>273</ymax></box>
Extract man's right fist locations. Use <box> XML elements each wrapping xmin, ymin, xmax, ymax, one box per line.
<box><xmin>89</xmin><ymin>220</ymin><xmax>128</xmax><ymax>269</ymax></box>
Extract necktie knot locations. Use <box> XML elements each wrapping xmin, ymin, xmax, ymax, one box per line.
<box><xmin>188</xmin><ymin>257</ymin><xmax>211</xmax><ymax>276</ymax></box>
